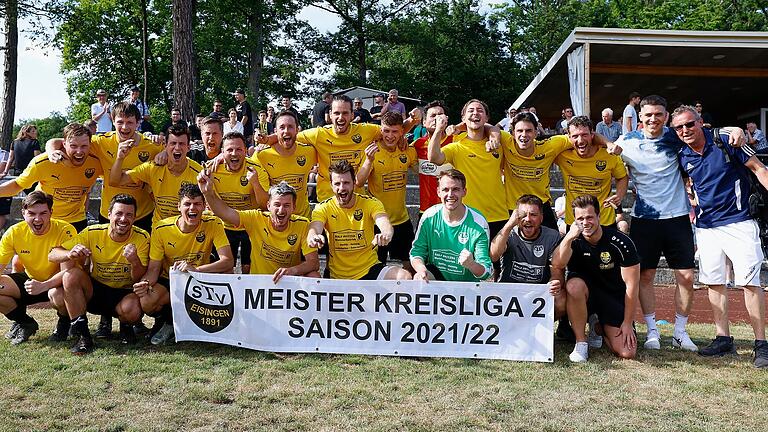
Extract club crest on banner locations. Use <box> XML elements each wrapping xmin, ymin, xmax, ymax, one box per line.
<box><xmin>184</xmin><ymin>276</ymin><xmax>234</xmax><ymax>333</ymax></box>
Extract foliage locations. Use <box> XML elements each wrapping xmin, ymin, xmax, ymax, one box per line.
<box><xmin>12</xmin><ymin>112</ymin><xmax>69</xmax><ymax>146</ymax></box>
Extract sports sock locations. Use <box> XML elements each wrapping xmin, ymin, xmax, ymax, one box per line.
<box><xmin>71</xmin><ymin>315</ymin><xmax>91</xmax><ymax>338</ymax></box>
<box><xmin>161</xmin><ymin>304</ymin><xmax>173</xmax><ymax>323</ymax></box>
<box><xmin>644</xmin><ymin>313</ymin><xmax>657</xmax><ymax>333</ymax></box>
<box><xmin>674</xmin><ymin>313</ymin><xmax>688</xmax><ymax>335</ymax></box>
<box><xmin>5</xmin><ymin>307</ymin><xmax>34</xmax><ymax>324</ymax></box>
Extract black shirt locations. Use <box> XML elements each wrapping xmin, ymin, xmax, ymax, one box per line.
<box><xmin>353</xmin><ymin>108</ymin><xmax>372</xmax><ymax>123</ymax></box>
<box><xmin>236</xmin><ymin>101</ymin><xmax>254</xmax><ymax>136</ymax></box>
<box><xmin>567</xmin><ymin>227</ymin><xmax>639</xmax><ymax>294</ymax></box>
<box><xmin>370</xmin><ymin>105</ymin><xmax>383</xmax><ymax>125</ymax></box>
<box><xmin>312</xmin><ymin>101</ymin><xmax>330</xmax><ymax>127</ymax></box>
<box><xmin>11</xmin><ymin>138</ymin><xmax>39</xmax><ymax>173</ymax></box>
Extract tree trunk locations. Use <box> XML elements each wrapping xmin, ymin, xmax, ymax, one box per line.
<box><xmin>246</xmin><ymin>0</ymin><xmax>264</xmax><ymax>104</ymax></box>
<box><xmin>140</xmin><ymin>0</ymin><xmax>150</xmax><ymax>103</ymax></box>
<box><xmin>356</xmin><ymin>0</ymin><xmax>366</xmax><ymax>84</ymax></box>
<box><xmin>0</xmin><ymin>0</ymin><xmax>18</xmax><ymax>151</ymax></box>
<box><xmin>172</xmin><ymin>0</ymin><xmax>196</xmax><ymax>122</ymax></box>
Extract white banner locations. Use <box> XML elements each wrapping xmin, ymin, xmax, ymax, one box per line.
<box><xmin>170</xmin><ymin>270</ymin><xmax>554</xmax><ymax>362</ymax></box>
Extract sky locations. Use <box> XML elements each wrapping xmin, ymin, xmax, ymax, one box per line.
<box><xmin>4</xmin><ymin>2</ymin><xmax>495</xmax><ymax>124</ymax></box>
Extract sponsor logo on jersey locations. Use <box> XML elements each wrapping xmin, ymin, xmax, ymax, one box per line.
<box><xmin>595</xmin><ymin>160</ymin><xmax>607</xmax><ymax>172</ymax></box>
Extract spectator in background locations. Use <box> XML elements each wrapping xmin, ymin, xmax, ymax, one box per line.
<box><xmin>3</xmin><ymin>124</ymin><xmax>41</xmax><ymax>179</ymax></box>
<box><xmin>160</xmin><ymin>108</ymin><xmax>185</xmax><ymax>138</ymax></box>
<box><xmin>234</xmin><ymin>88</ymin><xmax>254</xmax><ymax>144</ymax></box>
<box><xmin>91</xmin><ymin>89</ymin><xmax>112</xmax><ymax>133</ymax></box>
<box><xmin>125</xmin><ymin>86</ymin><xmax>152</xmax><ymax>133</ymax></box>
<box><xmin>312</xmin><ymin>92</ymin><xmax>333</xmax><ymax>127</ymax></box>
<box><xmin>280</xmin><ymin>96</ymin><xmax>301</xmax><ymax>120</ymax></box>
<box><xmin>496</xmin><ymin>107</ymin><xmax>517</xmax><ymax>132</ymax></box>
<box><xmin>557</xmin><ymin>107</ymin><xmax>574</xmax><ymax>133</ymax></box>
<box><xmin>370</xmin><ymin>93</ymin><xmax>386</xmax><ymax>124</ymax></box>
<box><xmin>746</xmin><ymin>122</ymin><xmax>768</xmax><ymax>154</ymax></box>
<box><xmin>352</xmin><ymin>98</ymin><xmax>373</xmax><ymax>123</ymax></box>
<box><xmin>210</xmin><ymin>100</ymin><xmax>225</xmax><ymax>119</ymax></box>
<box><xmin>622</xmin><ymin>91</ymin><xmax>641</xmax><ymax>134</ymax></box>
<box><xmin>381</xmin><ymin>89</ymin><xmax>407</xmax><ymax>117</ymax></box>
<box><xmin>694</xmin><ymin>101</ymin><xmax>713</xmax><ymax>129</ymax></box>
<box><xmin>84</xmin><ymin>120</ymin><xmax>97</xmax><ymax>136</ymax></box>
<box><xmin>189</xmin><ymin>113</ymin><xmax>205</xmax><ymax>141</ymax></box>
<box><xmin>266</xmin><ymin>106</ymin><xmax>276</xmax><ymax>129</ymax></box>
<box><xmin>223</xmin><ymin>108</ymin><xmax>244</xmax><ymax>135</ymax></box>
<box><xmin>256</xmin><ymin>110</ymin><xmax>274</xmax><ymax>136</ymax></box>
<box><xmin>526</xmin><ymin>107</ymin><xmax>546</xmax><ymax>136</ymax></box>
<box><xmin>596</xmin><ymin>108</ymin><xmax>622</xmax><ymax>142</ymax></box>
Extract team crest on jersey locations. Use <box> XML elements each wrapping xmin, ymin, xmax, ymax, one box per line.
<box><xmin>600</xmin><ymin>251</ymin><xmax>611</xmax><ymax>263</ymax></box>
<box><xmin>196</xmin><ymin>232</ymin><xmax>206</xmax><ymax>243</ymax></box>
<box><xmin>287</xmin><ymin>234</ymin><xmax>298</xmax><ymax>246</ymax></box>
<box><xmin>353</xmin><ymin>209</ymin><xmax>363</xmax><ymax>221</ymax></box>
<box><xmin>138</xmin><ymin>151</ymin><xmax>150</xmax><ymax>162</ymax></box>
<box><xmin>399</xmin><ymin>154</ymin><xmax>408</xmax><ymax>163</ymax></box>
<box><xmin>533</xmin><ymin>244</ymin><xmax>545</xmax><ymax>258</ymax></box>
<box><xmin>84</xmin><ymin>168</ymin><xmax>96</xmax><ymax>178</ymax></box>
<box><xmin>351</xmin><ymin>134</ymin><xmax>362</xmax><ymax>144</ymax></box>
<box><xmin>184</xmin><ymin>276</ymin><xmax>234</xmax><ymax>333</ymax></box>
<box><xmin>492</xmin><ymin>151</ymin><xmax>500</xmax><ymax>159</ymax></box>
<box><xmin>296</xmin><ymin>155</ymin><xmax>307</xmax><ymax>166</ymax></box>
<box><xmin>534</xmin><ymin>153</ymin><xmax>545</xmax><ymax>160</ymax></box>
<box><xmin>595</xmin><ymin>160</ymin><xmax>607</xmax><ymax>172</ymax></box>
<box><xmin>240</xmin><ymin>176</ymin><xmax>248</xmax><ymax>186</ymax></box>
<box><xmin>458</xmin><ymin>232</ymin><xmax>469</xmax><ymax>244</ymax></box>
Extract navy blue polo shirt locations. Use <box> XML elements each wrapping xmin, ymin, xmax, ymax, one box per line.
<box><xmin>678</xmin><ymin>129</ymin><xmax>753</xmax><ymax>229</ymax></box>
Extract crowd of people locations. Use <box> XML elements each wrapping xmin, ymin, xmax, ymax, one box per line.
<box><xmin>1</xmin><ymin>88</ymin><xmax>767</xmax><ymax>369</ymax></box>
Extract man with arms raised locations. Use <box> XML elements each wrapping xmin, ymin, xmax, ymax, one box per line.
<box><xmin>0</xmin><ymin>192</ymin><xmax>74</xmax><ymax>345</ymax></box>
<box><xmin>412</xmin><ymin>100</ymin><xmax>454</xmax><ymax>214</ymax></box>
<box><xmin>410</xmin><ymin>169</ymin><xmax>492</xmax><ymax>282</ymax></box>
<box><xmin>490</xmin><ymin>194</ymin><xmax>565</xmax><ymax>319</ymax></box>
<box><xmin>356</xmin><ymin>111</ymin><xmax>417</xmax><ymax>268</ymax></box>
<box><xmin>307</xmin><ymin>160</ymin><xmax>410</xmax><ymax>281</ymax></box>
<box><xmin>672</xmin><ymin>105</ymin><xmax>768</xmax><ymax>367</ymax></box>
<box><xmin>110</xmin><ymin>124</ymin><xmax>203</xmax><ymax>228</ymax></box>
<box><xmin>206</xmin><ymin>131</ymin><xmax>265</xmax><ymax>274</ymax></box>
<box><xmin>0</xmin><ymin>123</ymin><xmax>102</xmax><ymax>232</ymax></box>
<box><xmin>257</xmin><ymin>112</ymin><xmax>316</xmax><ymax>218</ymax></box>
<box><xmin>200</xmin><ymin>174</ymin><xmax>320</xmax><ymax>282</ymax></box>
<box><xmin>132</xmin><ymin>184</ymin><xmax>233</xmax><ymax>345</ymax></box>
<box><xmin>614</xmin><ymin>95</ymin><xmax>744</xmax><ymax>351</ymax></box>
<box><xmin>555</xmin><ymin>116</ymin><xmax>628</xmax><ymax>230</ymax></box>
<box><xmin>49</xmin><ymin>195</ymin><xmax>149</xmax><ymax>354</ymax></box>
<box><xmin>552</xmin><ymin>195</ymin><xmax>640</xmax><ymax>363</ymax></box>
<box><xmin>428</xmin><ymin>100</ymin><xmax>509</xmax><ymax>239</ymax></box>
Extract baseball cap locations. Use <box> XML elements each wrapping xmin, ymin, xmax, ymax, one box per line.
<box><xmin>130</xmin><ymin>86</ymin><xmax>140</xmax><ymax>92</ymax></box>
<box><xmin>96</xmin><ymin>89</ymin><xmax>107</xmax><ymax>96</ymax></box>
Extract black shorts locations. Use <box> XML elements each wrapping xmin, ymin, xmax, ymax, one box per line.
<box><xmin>630</xmin><ymin>215</ymin><xmax>694</xmax><ymax>270</ymax></box>
<box><xmin>72</xmin><ymin>219</ymin><xmax>88</xmax><ymax>232</ymax></box>
<box><xmin>567</xmin><ymin>272</ymin><xmax>625</xmax><ymax>328</ymax></box>
<box><xmin>357</xmin><ymin>262</ymin><xmax>386</xmax><ymax>281</ymax></box>
<box><xmin>86</xmin><ymin>279</ymin><xmax>133</xmax><ymax>317</ymax></box>
<box><xmin>488</xmin><ymin>220</ymin><xmax>506</xmax><ymax>241</ymax></box>
<box><xmin>157</xmin><ymin>277</ymin><xmax>170</xmax><ymax>290</ymax></box>
<box><xmin>99</xmin><ymin>212</ymin><xmax>154</xmax><ymax>234</ymax></box>
<box><xmin>542</xmin><ymin>203</ymin><xmax>557</xmax><ymax>231</ymax></box>
<box><xmin>425</xmin><ymin>264</ymin><xmax>447</xmax><ymax>281</ymax></box>
<box><xmin>376</xmin><ymin>220</ymin><xmax>415</xmax><ymax>263</ymax></box>
<box><xmin>225</xmin><ymin>229</ymin><xmax>252</xmax><ymax>265</ymax></box>
<box><xmin>0</xmin><ymin>197</ymin><xmax>11</xmax><ymax>216</ymax></box>
<box><xmin>9</xmin><ymin>272</ymin><xmax>50</xmax><ymax>306</ymax></box>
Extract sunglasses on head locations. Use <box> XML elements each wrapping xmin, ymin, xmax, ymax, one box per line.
<box><xmin>672</xmin><ymin>120</ymin><xmax>697</xmax><ymax>131</ymax></box>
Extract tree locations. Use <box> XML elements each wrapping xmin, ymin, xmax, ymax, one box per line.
<box><xmin>0</xmin><ymin>0</ymin><xmax>18</xmax><ymax>151</ymax></box>
<box><xmin>172</xmin><ymin>0</ymin><xmax>196</xmax><ymax>122</ymax></box>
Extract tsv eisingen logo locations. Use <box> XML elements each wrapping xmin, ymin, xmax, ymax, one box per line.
<box><xmin>184</xmin><ymin>276</ymin><xmax>234</xmax><ymax>333</ymax></box>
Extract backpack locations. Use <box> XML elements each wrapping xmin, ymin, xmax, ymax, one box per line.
<box><xmin>712</xmin><ymin>128</ymin><xmax>768</xmax><ymax>252</ymax></box>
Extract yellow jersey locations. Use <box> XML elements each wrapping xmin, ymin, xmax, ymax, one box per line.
<box><xmin>210</xmin><ymin>159</ymin><xmax>262</xmax><ymax>230</ymax></box>
<box><xmin>0</xmin><ymin>219</ymin><xmax>75</xmax><ymax>281</ymax></box>
<box><xmin>554</xmin><ymin>147</ymin><xmax>628</xmax><ymax>226</ymax></box>
<box><xmin>256</xmin><ymin>143</ymin><xmax>317</xmax><ymax>218</ymax></box>
<box><xmin>311</xmin><ymin>193</ymin><xmax>385</xmax><ymax>280</ymax></box>
<box><xmin>90</xmin><ymin>132</ymin><xmax>163</xmax><ymax>219</ymax></box>
<box><xmin>237</xmin><ymin>210</ymin><xmax>316</xmax><ymax>275</ymax></box>
<box><xmin>297</xmin><ymin>123</ymin><xmax>380</xmax><ymax>201</ymax></box>
<box><xmin>150</xmin><ymin>215</ymin><xmax>230</xmax><ymax>278</ymax></box>
<box><xmin>442</xmin><ymin>132</ymin><xmax>508</xmax><ymax>223</ymax></box>
<box><xmin>502</xmin><ymin>134</ymin><xmax>571</xmax><ymax>209</ymax></box>
<box><xmin>126</xmin><ymin>158</ymin><xmax>203</xmax><ymax>227</ymax></box>
<box><xmin>15</xmin><ymin>154</ymin><xmax>103</xmax><ymax>223</ymax></box>
<box><xmin>365</xmin><ymin>144</ymin><xmax>417</xmax><ymax>225</ymax></box>
<box><xmin>61</xmin><ymin>224</ymin><xmax>150</xmax><ymax>289</ymax></box>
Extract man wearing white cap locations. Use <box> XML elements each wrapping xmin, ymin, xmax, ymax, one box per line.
<box><xmin>91</xmin><ymin>89</ymin><xmax>113</xmax><ymax>133</ymax></box>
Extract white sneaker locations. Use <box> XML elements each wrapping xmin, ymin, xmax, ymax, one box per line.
<box><xmin>587</xmin><ymin>314</ymin><xmax>603</xmax><ymax>349</ymax></box>
<box><xmin>150</xmin><ymin>323</ymin><xmax>175</xmax><ymax>345</ymax></box>
<box><xmin>672</xmin><ymin>331</ymin><xmax>698</xmax><ymax>352</ymax></box>
<box><xmin>569</xmin><ymin>342</ymin><xmax>589</xmax><ymax>363</ymax></box>
<box><xmin>644</xmin><ymin>329</ymin><xmax>661</xmax><ymax>350</ymax></box>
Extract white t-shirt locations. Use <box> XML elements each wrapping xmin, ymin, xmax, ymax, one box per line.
<box><xmin>223</xmin><ymin>121</ymin><xmax>244</xmax><ymax>135</ymax></box>
<box><xmin>622</xmin><ymin>104</ymin><xmax>637</xmax><ymax>134</ymax></box>
<box><xmin>91</xmin><ymin>102</ymin><xmax>112</xmax><ymax>132</ymax></box>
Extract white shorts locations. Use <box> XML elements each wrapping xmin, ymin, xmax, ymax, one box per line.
<box><xmin>696</xmin><ymin>219</ymin><xmax>764</xmax><ymax>287</ymax></box>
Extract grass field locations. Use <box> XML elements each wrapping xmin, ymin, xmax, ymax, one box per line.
<box><xmin>2</xmin><ymin>309</ymin><xmax>767</xmax><ymax>432</ymax></box>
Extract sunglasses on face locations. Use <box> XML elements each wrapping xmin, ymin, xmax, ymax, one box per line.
<box><xmin>672</xmin><ymin>120</ymin><xmax>697</xmax><ymax>132</ymax></box>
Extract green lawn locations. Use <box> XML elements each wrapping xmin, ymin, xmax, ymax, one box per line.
<box><xmin>2</xmin><ymin>309</ymin><xmax>766</xmax><ymax>432</ymax></box>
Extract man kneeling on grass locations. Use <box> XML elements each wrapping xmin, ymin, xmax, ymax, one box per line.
<box><xmin>552</xmin><ymin>194</ymin><xmax>640</xmax><ymax>363</ymax></box>
<box><xmin>0</xmin><ymin>192</ymin><xmax>74</xmax><ymax>345</ymax></box>
<box><xmin>49</xmin><ymin>194</ymin><xmax>150</xmax><ymax>354</ymax></box>
<box><xmin>199</xmin><ymin>169</ymin><xmax>320</xmax><ymax>282</ymax></box>
<box><xmin>132</xmin><ymin>184</ymin><xmax>233</xmax><ymax>345</ymax></box>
